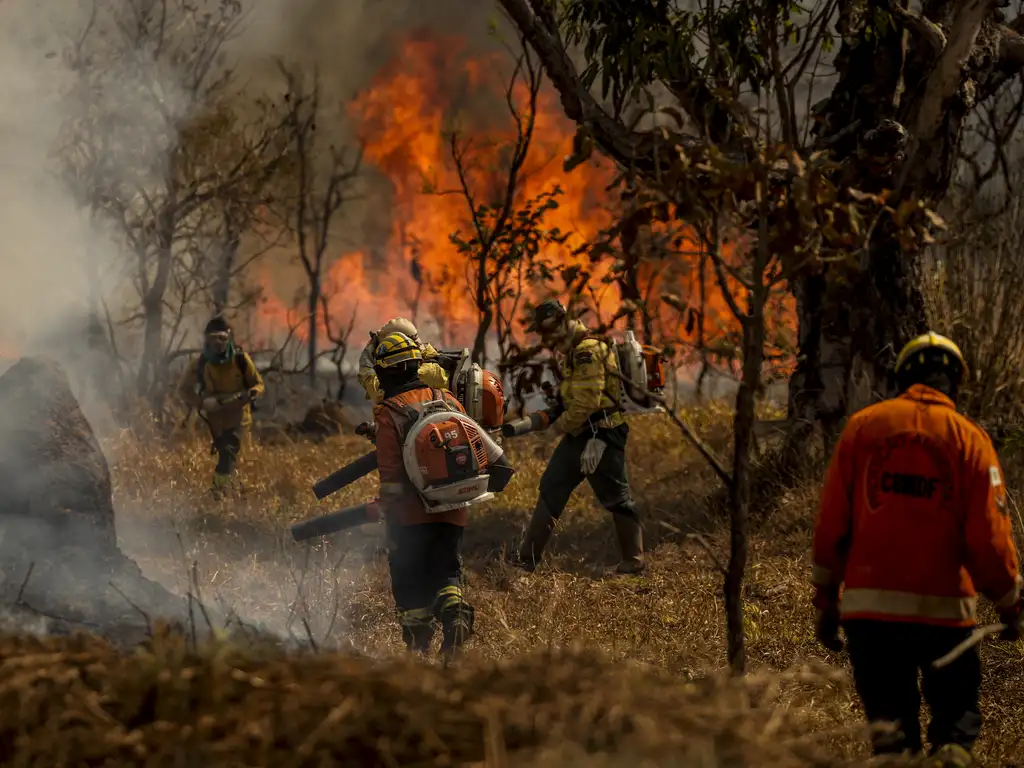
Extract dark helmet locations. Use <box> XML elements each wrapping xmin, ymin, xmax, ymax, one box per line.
<box><xmin>204</xmin><ymin>315</ymin><xmax>232</xmax><ymax>336</ymax></box>
<box><xmin>526</xmin><ymin>299</ymin><xmax>568</xmax><ymax>335</ymax></box>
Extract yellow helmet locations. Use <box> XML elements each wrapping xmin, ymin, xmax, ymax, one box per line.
<box><xmin>894</xmin><ymin>331</ymin><xmax>966</xmax><ymax>384</ymax></box>
<box><xmin>374</xmin><ymin>331</ymin><xmax>424</xmax><ymax>369</ymax></box>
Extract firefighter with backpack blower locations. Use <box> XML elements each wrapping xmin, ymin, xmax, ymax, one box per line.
<box><xmin>504</xmin><ymin>299</ymin><xmax>657</xmax><ymax>575</ymax></box>
<box><xmin>811</xmin><ymin>332</ymin><xmax>1022</xmax><ymax>765</ymax></box>
<box><xmin>367</xmin><ymin>330</ymin><xmax>515</xmax><ymax>659</ymax></box>
<box><xmin>176</xmin><ymin>315</ymin><xmax>264</xmax><ymax>496</ymax></box>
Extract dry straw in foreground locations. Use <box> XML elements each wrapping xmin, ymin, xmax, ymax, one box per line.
<box><xmin>0</xmin><ymin>623</ymin><xmax>903</xmax><ymax>768</ymax></box>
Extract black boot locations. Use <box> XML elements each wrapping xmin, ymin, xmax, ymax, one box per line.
<box><xmin>400</xmin><ymin>610</ymin><xmax>435</xmax><ymax>653</ymax></box>
<box><xmin>439</xmin><ymin>602</ymin><xmax>475</xmax><ymax>659</ymax></box>
<box><xmin>510</xmin><ymin>500</ymin><xmax>557</xmax><ymax>571</ymax></box>
<box><xmin>612</xmin><ymin>510</ymin><xmax>645</xmax><ymax>574</ymax></box>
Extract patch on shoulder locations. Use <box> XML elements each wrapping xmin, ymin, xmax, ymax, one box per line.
<box><xmin>991</xmin><ymin>465</ymin><xmax>1002</xmax><ymax>487</ymax></box>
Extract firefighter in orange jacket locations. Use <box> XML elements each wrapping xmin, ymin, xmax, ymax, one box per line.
<box><xmin>812</xmin><ymin>332</ymin><xmax>1022</xmax><ymax>764</ymax></box>
<box><xmin>371</xmin><ymin>331</ymin><xmax>476</xmax><ymax>658</ymax></box>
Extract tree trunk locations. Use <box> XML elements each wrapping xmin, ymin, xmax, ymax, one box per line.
<box><xmin>472</xmin><ymin>253</ymin><xmax>492</xmax><ymax>365</ymax></box>
<box><xmin>138</xmin><ymin>227</ymin><xmax>174</xmax><ymax>400</ymax></box>
<box><xmin>308</xmin><ymin>272</ymin><xmax>320</xmax><ymax>387</ymax></box>
<box><xmin>213</xmin><ymin>235</ymin><xmax>240</xmax><ymax>316</ymax></box>
<box><xmin>726</xmin><ymin>302</ymin><xmax>765</xmax><ymax>674</ymax></box>
<box><xmin>139</xmin><ymin>292</ymin><xmax>164</xmax><ymax>400</ymax></box>
<box><xmin>785</xmin><ymin>5</ymin><xmax>972</xmax><ymax>451</ymax></box>
<box><xmin>785</xmin><ymin>237</ymin><xmax>929</xmax><ymax>460</ymax></box>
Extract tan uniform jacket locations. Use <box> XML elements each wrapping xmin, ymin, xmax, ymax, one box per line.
<box><xmin>177</xmin><ymin>350</ymin><xmax>264</xmax><ymax>437</ymax></box>
<box><xmin>554</xmin><ymin>324</ymin><xmax>625</xmax><ymax>436</ymax></box>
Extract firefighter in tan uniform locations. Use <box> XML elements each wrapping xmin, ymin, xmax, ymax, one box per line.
<box><xmin>357</xmin><ymin>317</ymin><xmax>448</xmax><ymax>404</ymax></box>
<box><xmin>177</xmin><ymin>316</ymin><xmax>264</xmax><ymax>495</ymax></box>
<box><xmin>508</xmin><ymin>299</ymin><xmax>644</xmax><ymax>574</ymax></box>
<box><xmin>812</xmin><ymin>332</ymin><xmax>1022</xmax><ymax>765</ymax></box>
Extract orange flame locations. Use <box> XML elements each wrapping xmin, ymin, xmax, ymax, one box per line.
<box><xmin>253</xmin><ymin>31</ymin><xmax>795</xmax><ymax>373</ymax></box>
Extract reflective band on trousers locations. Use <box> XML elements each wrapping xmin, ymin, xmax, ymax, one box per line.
<box><xmin>841</xmin><ymin>588</ymin><xmax>978</xmax><ymax>622</ymax></box>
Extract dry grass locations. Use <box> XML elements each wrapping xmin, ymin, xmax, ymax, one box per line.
<box><xmin>0</xmin><ymin>625</ymin><xmax>873</xmax><ymax>767</ymax></box>
<box><xmin>69</xmin><ymin>402</ymin><xmax>1024</xmax><ymax>765</ymax></box>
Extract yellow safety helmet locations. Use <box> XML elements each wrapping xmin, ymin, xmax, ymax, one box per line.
<box><xmin>374</xmin><ymin>331</ymin><xmax>424</xmax><ymax>369</ymax></box>
<box><xmin>894</xmin><ymin>331</ymin><xmax>966</xmax><ymax>385</ymax></box>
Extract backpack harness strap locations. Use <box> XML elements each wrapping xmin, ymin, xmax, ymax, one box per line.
<box><xmin>563</xmin><ymin>334</ymin><xmax>625</xmax><ymax>419</ymax></box>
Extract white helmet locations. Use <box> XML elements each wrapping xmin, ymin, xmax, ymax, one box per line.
<box><xmin>378</xmin><ymin>317</ymin><xmax>420</xmax><ymax>344</ymax></box>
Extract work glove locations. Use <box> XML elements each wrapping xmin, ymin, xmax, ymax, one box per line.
<box><xmin>998</xmin><ymin>598</ymin><xmax>1024</xmax><ymax>642</ymax></box>
<box><xmin>580</xmin><ymin>437</ymin><xmax>606</xmax><ymax>475</ymax></box>
<box><xmin>201</xmin><ymin>396</ymin><xmax>221</xmax><ymax>413</ymax></box>
<box><xmin>247</xmin><ymin>387</ymin><xmax>260</xmax><ymax>401</ymax></box>
<box><xmin>815</xmin><ymin>605</ymin><xmax>844</xmax><ymax>653</ymax></box>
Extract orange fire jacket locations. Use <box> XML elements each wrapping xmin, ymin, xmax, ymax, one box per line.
<box><xmin>812</xmin><ymin>384</ymin><xmax>1021</xmax><ymax>627</ymax></box>
<box><xmin>373</xmin><ymin>384</ymin><xmax>468</xmax><ymax>528</ymax></box>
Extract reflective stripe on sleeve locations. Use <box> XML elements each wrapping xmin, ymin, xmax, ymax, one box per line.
<box><xmin>840</xmin><ymin>589</ymin><xmax>978</xmax><ymax>622</ymax></box>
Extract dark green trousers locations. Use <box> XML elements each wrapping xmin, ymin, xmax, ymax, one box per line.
<box><xmin>539</xmin><ymin>423</ymin><xmax>637</xmax><ymax>518</ymax></box>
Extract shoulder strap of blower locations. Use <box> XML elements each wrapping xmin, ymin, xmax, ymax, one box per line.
<box><xmin>381</xmin><ymin>388</ymin><xmax>456</xmax><ymax>442</ymax></box>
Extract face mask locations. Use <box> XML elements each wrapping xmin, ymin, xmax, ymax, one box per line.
<box><xmin>205</xmin><ymin>335</ymin><xmax>230</xmax><ymax>359</ymax></box>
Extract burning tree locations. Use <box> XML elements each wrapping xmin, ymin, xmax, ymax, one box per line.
<box><xmin>447</xmin><ymin>37</ymin><xmax>573</xmax><ymax>366</ymax></box>
<box><xmin>334</xmin><ymin>35</ymin><xmax>620</xmax><ymax>346</ymax></box>
<box><xmin>273</xmin><ymin>62</ymin><xmax>363</xmax><ymax>386</ymax></box>
<box><xmin>60</xmin><ymin>0</ymin><xmax>289</xmax><ymax>401</ymax></box>
<box><xmin>497</xmin><ymin>0</ymin><xmax>1024</xmax><ymax>455</ymax></box>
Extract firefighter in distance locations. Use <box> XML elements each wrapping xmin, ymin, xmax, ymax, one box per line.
<box><xmin>812</xmin><ymin>331</ymin><xmax>1022</xmax><ymax>765</ymax></box>
<box><xmin>177</xmin><ymin>315</ymin><xmax>264</xmax><ymax>494</ymax></box>
<box><xmin>507</xmin><ymin>299</ymin><xmax>644</xmax><ymax>574</ymax></box>
<box><xmin>370</xmin><ymin>331</ymin><xmax>478</xmax><ymax>657</ymax></box>
<box><xmin>357</xmin><ymin>317</ymin><xmax>447</xmax><ymax>404</ymax></box>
